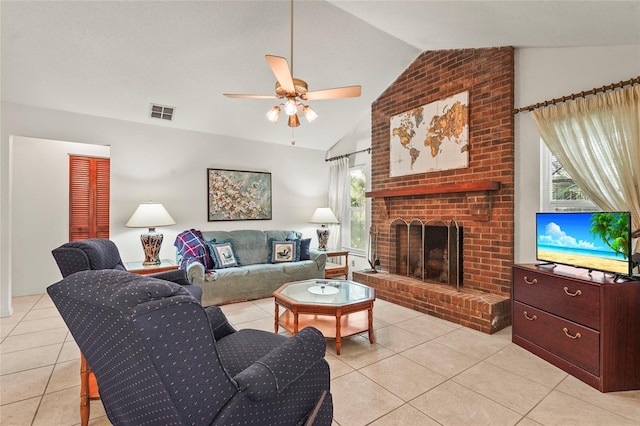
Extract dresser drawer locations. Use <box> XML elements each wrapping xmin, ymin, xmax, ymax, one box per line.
<box><xmin>513</xmin><ymin>267</ymin><xmax>600</xmax><ymax>329</ymax></box>
<box><xmin>513</xmin><ymin>301</ymin><xmax>600</xmax><ymax>376</ymax></box>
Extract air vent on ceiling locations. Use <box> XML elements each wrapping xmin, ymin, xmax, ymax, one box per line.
<box><xmin>149</xmin><ymin>104</ymin><xmax>175</xmax><ymax>121</ymax></box>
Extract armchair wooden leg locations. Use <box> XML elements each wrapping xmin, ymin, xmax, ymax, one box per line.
<box><xmin>304</xmin><ymin>390</ymin><xmax>327</xmax><ymax>426</ymax></box>
<box><xmin>80</xmin><ymin>353</ymin><xmax>91</xmax><ymax>426</ymax></box>
<box><xmin>80</xmin><ymin>352</ymin><xmax>100</xmax><ymax>426</ymax></box>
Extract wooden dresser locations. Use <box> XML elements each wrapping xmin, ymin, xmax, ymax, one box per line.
<box><xmin>512</xmin><ymin>264</ymin><xmax>640</xmax><ymax>392</ymax></box>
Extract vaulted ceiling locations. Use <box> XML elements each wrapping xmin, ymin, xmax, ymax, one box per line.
<box><xmin>2</xmin><ymin>1</ymin><xmax>639</xmax><ymax>150</ymax></box>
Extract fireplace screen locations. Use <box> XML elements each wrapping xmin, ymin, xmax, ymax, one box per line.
<box><xmin>389</xmin><ymin>218</ymin><xmax>462</xmax><ymax>289</ymax></box>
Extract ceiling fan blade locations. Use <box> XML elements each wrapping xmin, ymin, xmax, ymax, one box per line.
<box><xmin>224</xmin><ymin>93</ymin><xmax>277</xmax><ymax>99</ymax></box>
<box><xmin>265</xmin><ymin>55</ymin><xmax>295</xmax><ymax>94</ymax></box>
<box><xmin>305</xmin><ymin>85</ymin><xmax>362</xmax><ymax>100</ymax></box>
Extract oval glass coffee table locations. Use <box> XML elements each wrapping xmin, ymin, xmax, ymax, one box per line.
<box><xmin>273</xmin><ymin>279</ymin><xmax>375</xmax><ymax>355</ymax></box>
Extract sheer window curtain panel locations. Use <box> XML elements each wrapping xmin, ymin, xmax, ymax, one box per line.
<box><xmin>531</xmin><ymin>85</ymin><xmax>640</xmax><ymax>252</ymax></box>
<box><xmin>328</xmin><ymin>157</ymin><xmax>349</xmax><ymax>251</ymax></box>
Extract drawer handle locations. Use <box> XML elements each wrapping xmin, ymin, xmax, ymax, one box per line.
<box><xmin>523</xmin><ymin>311</ymin><xmax>537</xmax><ymax>321</ymax></box>
<box><xmin>563</xmin><ymin>327</ymin><xmax>582</xmax><ymax>339</ymax></box>
<box><xmin>563</xmin><ymin>287</ymin><xmax>582</xmax><ymax>297</ymax></box>
<box><xmin>523</xmin><ymin>276</ymin><xmax>537</xmax><ymax>285</ymax></box>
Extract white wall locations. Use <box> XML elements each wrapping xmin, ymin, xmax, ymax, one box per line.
<box><xmin>1</xmin><ymin>102</ymin><xmax>329</xmax><ymax>315</ymax></box>
<box><xmin>514</xmin><ymin>44</ymin><xmax>640</xmax><ymax>263</ymax></box>
<box><xmin>11</xmin><ymin>137</ymin><xmax>110</xmax><ymax>297</ymax></box>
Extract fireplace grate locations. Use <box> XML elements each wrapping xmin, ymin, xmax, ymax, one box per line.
<box><xmin>388</xmin><ymin>218</ymin><xmax>462</xmax><ymax>290</ymax></box>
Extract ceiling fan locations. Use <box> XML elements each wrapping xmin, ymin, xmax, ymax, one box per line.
<box><xmin>223</xmin><ymin>0</ymin><xmax>361</xmax><ymax>128</ymax></box>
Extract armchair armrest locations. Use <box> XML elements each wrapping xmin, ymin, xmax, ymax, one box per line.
<box><xmin>149</xmin><ymin>268</ymin><xmax>189</xmax><ymax>285</ymax></box>
<box><xmin>204</xmin><ymin>305</ymin><xmax>236</xmax><ymax>340</ymax></box>
<box><xmin>149</xmin><ymin>269</ymin><xmax>203</xmax><ymax>303</ymax></box>
<box><xmin>234</xmin><ymin>327</ymin><xmax>327</xmax><ymax>401</ymax></box>
<box><xmin>185</xmin><ymin>261</ymin><xmax>206</xmax><ymax>285</ymax></box>
<box><xmin>309</xmin><ymin>249</ymin><xmax>327</xmax><ymax>271</ymax></box>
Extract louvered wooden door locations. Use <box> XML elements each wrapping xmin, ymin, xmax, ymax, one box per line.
<box><xmin>69</xmin><ymin>156</ymin><xmax>110</xmax><ymax>241</ymax></box>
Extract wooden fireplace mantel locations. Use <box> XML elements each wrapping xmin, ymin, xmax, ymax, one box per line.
<box><xmin>365</xmin><ymin>180</ymin><xmax>501</xmax><ymax>199</ymax></box>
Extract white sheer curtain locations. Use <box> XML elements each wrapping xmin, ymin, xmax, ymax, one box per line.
<box><xmin>531</xmin><ymin>85</ymin><xmax>640</xmax><ymax>249</ymax></box>
<box><xmin>328</xmin><ymin>157</ymin><xmax>349</xmax><ymax>250</ymax></box>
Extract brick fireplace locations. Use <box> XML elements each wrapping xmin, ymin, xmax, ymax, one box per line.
<box><xmin>353</xmin><ymin>47</ymin><xmax>514</xmax><ymax>334</ymax></box>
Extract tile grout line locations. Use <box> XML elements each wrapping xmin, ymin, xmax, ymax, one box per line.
<box><xmin>32</xmin><ymin>329</ymin><xmax>81</xmax><ymax>426</ymax></box>
<box><xmin>548</xmin><ymin>379</ymin><xmax>640</xmax><ymax>423</ymax></box>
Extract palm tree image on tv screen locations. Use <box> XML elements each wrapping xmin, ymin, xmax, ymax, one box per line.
<box><xmin>590</xmin><ymin>212</ymin><xmax>629</xmax><ymax>260</ymax></box>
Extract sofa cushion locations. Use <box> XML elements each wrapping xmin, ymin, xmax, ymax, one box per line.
<box><xmin>268</xmin><ymin>239</ymin><xmax>299</xmax><ymax>263</ymax></box>
<box><xmin>207</xmin><ymin>240</ymin><xmax>240</xmax><ymax>269</ymax></box>
<box><xmin>265</xmin><ymin>230</ymin><xmax>302</xmax><ymax>243</ymax></box>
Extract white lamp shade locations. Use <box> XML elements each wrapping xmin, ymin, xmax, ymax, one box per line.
<box><xmin>126</xmin><ymin>202</ymin><xmax>175</xmax><ymax>228</ymax></box>
<box><xmin>310</xmin><ymin>207</ymin><xmax>339</xmax><ymax>225</ymax></box>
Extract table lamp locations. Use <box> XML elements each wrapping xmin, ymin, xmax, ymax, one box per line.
<box><xmin>310</xmin><ymin>207</ymin><xmax>339</xmax><ymax>251</ymax></box>
<box><xmin>126</xmin><ymin>202</ymin><xmax>175</xmax><ymax>265</ymax></box>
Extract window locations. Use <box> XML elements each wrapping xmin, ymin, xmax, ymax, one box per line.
<box><xmin>540</xmin><ymin>141</ymin><xmax>597</xmax><ymax>212</ymax></box>
<box><xmin>347</xmin><ymin>166</ymin><xmax>366</xmax><ymax>251</ymax></box>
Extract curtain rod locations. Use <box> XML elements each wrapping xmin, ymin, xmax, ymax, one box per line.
<box><xmin>325</xmin><ymin>147</ymin><xmax>371</xmax><ymax>162</ymax></box>
<box><xmin>513</xmin><ymin>76</ymin><xmax>640</xmax><ymax>114</ymax></box>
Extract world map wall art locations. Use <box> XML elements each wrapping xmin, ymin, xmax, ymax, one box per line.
<box><xmin>389</xmin><ymin>91</ymin><xmax>469</xmax><ymax>177</ymax></box>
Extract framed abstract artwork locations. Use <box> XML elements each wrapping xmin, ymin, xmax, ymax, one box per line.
<box><xmin>207</xmin><ymin>168</ymin><xmax>272</xmax><ymax>221</ymax></box>
<box><xmin>389</xmin><ymin>91</ymin><xmax>469</xmax><ymax>177</ymax></box>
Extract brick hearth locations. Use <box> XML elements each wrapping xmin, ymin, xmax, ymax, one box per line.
<box><xmin>353</xmin><ymin>271</ymin><xmax>511</xmax><ymax>334</ymax></box>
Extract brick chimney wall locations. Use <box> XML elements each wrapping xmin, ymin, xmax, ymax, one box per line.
<box><xmin>369</xmin><ymin>47</ymin><xmax>515</xmax><ymax>298</ymax></box>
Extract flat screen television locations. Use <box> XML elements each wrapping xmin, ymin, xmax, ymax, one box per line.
<box><xmin>536</xmin><ymin>211</ymin><xmax>633</xmax><ymax>277</ymax></box>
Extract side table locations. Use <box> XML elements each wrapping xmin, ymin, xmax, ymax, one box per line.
<box><xmin>126</xmin><ymin>259</ymin><xmax>178</xmax><ymax>275</ymax></box>
<box><xmin>324</xmin><ymin>250</ymin><xmax>349</xmax><ymax>279</ymax></box>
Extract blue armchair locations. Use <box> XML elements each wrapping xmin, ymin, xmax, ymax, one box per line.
<box><xmin>51</xmin><ymin>238</ymin><xmax>203</xmax><ymax>301</ymax></box>
<box><xmin>51</xmin><ymin>238</ymin><xmax>204</xmax><ymax>425</ymax></box>
<box><xmin>47</xmin><ymin>269</ymin><xmax>333</xmax><ymax>425</ymax></box>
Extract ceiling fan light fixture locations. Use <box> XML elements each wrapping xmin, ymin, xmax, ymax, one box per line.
<box><xmin>284</xmin><ymin>98</ymin><xmax>298</xmax><ymax>116</ymax></box>
<box><xmin>266</xmin><ymin>105</ymin><xmax>281</xmax><ymax>123</ymax></box>
<box><xmin>288</xmin><ymin>113</ymin><xmax>300</xmax><ymax>127</ymax></box>
<box><xmin>303</xmin><ymin>105</ymin><xmax>318</xmax><ymax>123</ymax></box>
<box><xmin>222</xmin><ymin>0</ymin><xmax>360</xmax><ymax>135</ymax></box>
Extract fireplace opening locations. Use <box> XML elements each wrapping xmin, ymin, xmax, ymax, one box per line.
<box><xmin>390</xmin><ymin>218</ymin><xmax>463</xmax><ymax>289</ymax></box>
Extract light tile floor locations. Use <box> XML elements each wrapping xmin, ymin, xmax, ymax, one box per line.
<box><xmin>1</xmin><ymin>293</ymin><xmax>639</xmax><ymax>426</ymax></box>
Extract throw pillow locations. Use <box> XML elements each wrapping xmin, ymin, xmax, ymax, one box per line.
<box><xmin>298</xmin><ymin>238</ymin><xmax>311</xmax><ymax>260</ymax></box>
<box><xmin>288</xmin><ymin>237</ymin><xmax>312</xmax><ymax>260</ymax></box>
<box><xmin>205</xmin><ymin>239</ymin><xmax>219</xmax><ymax>269</ymax></box>
<box><xmin>268</xmin><ymin>239</ymin><xmax>299</xmax><ymax>263</ymax></box>
<box><xmin>207</xmin><ymin>239</ymin><xmax>240</xmax><ymax>269</ymax></box>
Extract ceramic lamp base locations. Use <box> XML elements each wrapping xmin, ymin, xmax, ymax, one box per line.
<box><xmin>141</xmin><ymin>228</ymin><xmax>163</xmax><ymax>265</ymax></box>
<box><xmin>316</xmin><ymin>226</ymin><xmax>330</xmax><ymax>251</ymax></box>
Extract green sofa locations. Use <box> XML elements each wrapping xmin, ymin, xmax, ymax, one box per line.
<box><xmin>180</xmin><ymin>230</ymin><xmax>327</xmax><ymax>306</ymax></box>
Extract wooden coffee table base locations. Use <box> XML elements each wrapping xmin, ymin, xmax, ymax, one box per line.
<box><xmin>273</xmin><ymin>279</ymin><xmax>376</xmax><ymax>355</ymax></box>
<box><xmin>276</xmin><ymin>308</ymin><xmax>374</xmax><ymax>355</ymax></box>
